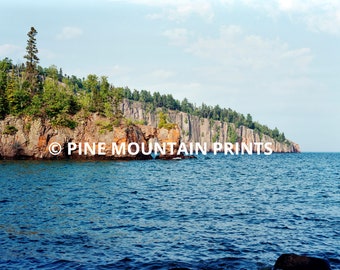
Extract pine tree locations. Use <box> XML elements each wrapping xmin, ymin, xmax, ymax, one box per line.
<box><xmin>24</xmin><ymin>26</ymin><xmax>40</xmax><ymax>94</ymax></box>
<box><xmin>0</xmin><ymin>58</ymin><xmax>11</xmax><ymax>117</ymax></box>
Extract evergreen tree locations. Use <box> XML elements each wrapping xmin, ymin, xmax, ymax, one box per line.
<box><xmin>0</xmin><ymin>58</ymin><xmax>12</xmax><ymax>118</ymax></box>
<box><xmin>58</xmin><ymin>68</ymin><xmax>63</xmax><ymax>82</ymax></box>
<box><xmin>24</xmin><ymin>26</ymin><xmax>40</xmax><ymax>94</ymax></box>
<box><xmin>84</xmin><ymin>74</ymin><xmax>100</xmax><ymax>112</ymax></box>
<box><xmin>99</xmin><ymin>76</ymin><xmax>110</xmax><ymax>99</ymax></box>
<box><xmin>245</xmin><ymin>113</ymin><xmax>254</xmax><ymax>129</ymax></box>
<box><xmin>272</xmin><ymin>127</ymin><xmax>280</xmax><ymax>139</ymax></box>
<box><xmin>112</xmin><ymin>87</ymin><xmax>124</xmax><ymax>121</ymax></box>
<box><xmin>132</xmin><ymin>89</ymin><xmax>140</xmax><ymax>101</ymax></box>
<box><xmin>6</xmin><ymin>69</ymin><xmax>30</xmax><ymax>115</ymax></box>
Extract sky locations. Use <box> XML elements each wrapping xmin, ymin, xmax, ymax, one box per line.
<box><xmin>1</xmin><ymin>0</ymin><xmax>339</xmax><ymax>152</ymax></box>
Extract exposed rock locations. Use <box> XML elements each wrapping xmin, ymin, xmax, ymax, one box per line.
<box><xmin>121</xmin><ymin>99</ymin><xmax>300</xmax><ymax>153</ymax></box>
<box><xmin>0</xmin><ymin>114</ymin><xmax>180</xmax><ymax>160</ymax></box>
<box><xmin>273</xmin><ymin>254</ymin><xmax>331</xmax><ymax>270</ymax></box>
<box><xmin>0</xmin><ymin>99</ymin><xmax>301</xmax><ymax>159</ymax></box>
<box><xmin>238</xmin><ymin>126</ymin><xmax>300</xmax><ymax>153</ymax></box>
<box><xmin>155</xmin><ymin>154</ymin><xmax>197</xmax><ymax>160</ymax></box>
<box><xmin>156</xmin><ymin>126</ymin><xmax>181</xmax><ymax>159</ymax></box>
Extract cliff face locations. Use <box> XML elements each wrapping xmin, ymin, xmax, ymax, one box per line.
<box><xmin>0</xmin><ymin>114</ymin><xmax>181</xmax><ymax>160</ymax></box>
<box><xmin>121</xmin><ymin>99</ymin><xmax>300</xmax><ymax>153</ymax></box>
<box><xmin>0</xmin><ymin>100</ymin><xmax>300</xmax><ymax>159</ymax></box>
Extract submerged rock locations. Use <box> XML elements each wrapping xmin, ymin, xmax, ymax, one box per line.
<box><xmin>273</xmin><ymin>254</ymin><xmax>331</xmax><ymax>270</ymax></box>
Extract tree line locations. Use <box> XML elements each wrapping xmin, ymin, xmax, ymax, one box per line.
<box><xmin>120</xmin><ymin>88</ymin><xmax>286</xmax><ymax>142</ymax></box>
<box><xmin>0</xmin><ymin>27</ymin><xmax>287</xmax><ymax>143</ymax></box>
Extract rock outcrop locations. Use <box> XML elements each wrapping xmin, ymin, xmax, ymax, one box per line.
<box><xmin>121</xmin><ymin>99</ymin><xmax>300</xmax><ymax>153</ymax></box>
<box><xmin>0</xmin><ymin>114</ymin><xmax>181</xmax><ymax>160</ymax></box>
<box><xmin>0</xmin><ymin>100</ymin><xmax>300</xmax><ymax>159</ymax></box>
<box><xmin>273</xmin><ymin>254</ymin><xmax>331</xmax><ymax>270</ymax></box>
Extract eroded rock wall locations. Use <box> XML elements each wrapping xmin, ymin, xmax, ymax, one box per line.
<box><xmin>0</xmin><ymin>114</ymin><xmax>181</xmax><ymax>160</ymax></box>
<box><xmin>121</xmin><ymin>99</ymin><xmax>300</xmax><ymax>153</ymax></box>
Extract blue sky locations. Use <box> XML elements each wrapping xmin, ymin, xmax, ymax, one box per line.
<box><xmin>1</xmin><ymin>0</ymin><xmax>339</xmax><ymax>152</ymax></box>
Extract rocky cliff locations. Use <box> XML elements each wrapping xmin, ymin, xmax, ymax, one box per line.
<box><xmin>0</xmin><ymin>114</ymin><xmax>181</xmax><ymax>160</ymax></box>
<box><xmin>121</xmin><ymin>99</ymin><xmax>300</xmax><ymax>153</ymax></box>
<box><xmin>0</xmin><ymin>100</ymin><xmax>300</xmax><ymax>160</ymax></box>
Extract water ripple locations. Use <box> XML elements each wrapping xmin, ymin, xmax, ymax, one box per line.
<box><xmin>0</xmin><ymin>153</ymin><xmax>339</xmax><ymax>269</ymax></box>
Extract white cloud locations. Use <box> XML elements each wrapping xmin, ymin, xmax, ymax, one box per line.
<box><xmin>56</xmin><ymin>26</ymin><xmax>83</xmax><ymax>40</ymax></box>
<box><xmin>39</xmin><ymin>48</ymin><xmax>57</xmax><ymax>60</ymax></box>
<box><xmin>158</xmin><ymin>24</ymin><xmax>315</xmax><ymax>124</ymax></box>
<box><xmin>162</xmin><ymin>28</ymin><xmax>189</xmax><ymax>45</ymax></box>
<box><xmin>112</xmin><ymin>0</ymin><xmax>214</xmax><ymax>21</ymax></box>
<box><xmin>275</xmin><ymin>0</ymin><xmax>340</xmax><ymax>34</ymax></box>
<box><xmin>303</xmin><ymin>11</ymin><xmax>340</xmax><ymax>35</ymax></box>
<box><xmin>234</xmin><ymin>0</ymin><xmax>340</xmax><ymax>35</ymax></box>
<box><xmin>178</xmin><ymin>25</ymin><xmax>313</xmax><ymax>72</ymax></box>
<box><xmin>106</xmin><ymin>65</ymin><xmax>133</xmax><ymax>86</ymax></box>
<box><xmin>276</xmin><ymin>0</ymin><xmax>322</xmax><ymax>12</ymax></box>
<box><xmin>168</xmin><ymin>0</ymin><xmax>213</xmax><ymax>21</ymax></box>
<box><xmin>277</xmin><ymin>0</ymin><xmax>297</xmax><ymax>11</ymax></box>
<box><xmin>0</xmin><ymin>44</ymin><xmax>21</xmax><ymax>57</ymax></box>
<box><xmin>149</xmin><ymin>69</ymin><xmax>175</xmax><ymax>80</ymax></box>
<box><xmin>111</xmin><ymin>0</ymin><xmax>340</xmax><ymax>34</ymax></box>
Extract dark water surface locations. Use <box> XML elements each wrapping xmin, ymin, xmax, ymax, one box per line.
<box><xmin>0</xmin><ymin>153</ymin><xmax>339</xmax><ymax>269</ymax></box>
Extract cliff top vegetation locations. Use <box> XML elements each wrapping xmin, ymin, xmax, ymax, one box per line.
<box><xmin>0</xmin><ymin>27</ymin><xmax>287</xmax><ymax>143</ymax></box>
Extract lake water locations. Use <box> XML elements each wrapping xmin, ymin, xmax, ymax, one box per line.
<box><xmin>0</xmin><ymin>153</ymin><xmax>339</xmax><ymax>269</ymax></box>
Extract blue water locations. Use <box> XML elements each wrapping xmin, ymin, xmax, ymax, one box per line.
<box><xmin>0</xmin><ymin>153</ymin><xmax>339</xmax><ymax>269</ymax></box>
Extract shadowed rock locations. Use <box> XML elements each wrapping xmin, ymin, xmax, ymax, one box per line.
<box><xmin>0</xmin><ymin>114</ymin><xmax>182</xmax><ymax>160</ymax></box>
<box><xmin>121</xmin><ymin>99</ymin><xmax>300</xmax><ymax>153</ymax></box>
<box><xmin>274</xmin><ymin>254</ymin><xmax>331</xmax><ymax>270</ymax></box>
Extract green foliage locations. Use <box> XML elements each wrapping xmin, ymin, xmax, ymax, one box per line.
<box><xmin>112</xmin><ymin>118</ymin><xmax>121</xmax><ymax>127</ymax></box>
<box><xmin>158</xmin><ymin>111</ymin><xmax>176</xmax><ymax>130</ymax></box>
<box><xmin>212</xmin><ymin>125</ymin><xmax>221</xmax><ymax>143</ymax></box>
<box><xmin>42</xmin><ymin>78</ymin><xmax>77</xmax><ymax>118</ymax></box>
<box><xmin>103</xmin><ymin>102</ymin><xmax>113</xmax><ymax>118</ymax></box>
<box><xmin>279</xmin><ymin>132</ymin><xmax>286</xmax><ymax>142</ymax></box>
<box><xmin>84</xmin><ymin>74</ymin><xmax>100</xmax><ymax>112</ymax></box>
<box><xmin>24</xmin><ymin>122</ymin><xmax>31</xmax><ymax>133</ymax></box>
<box><xmin>24</xmin><ymin>26</ymin><xmax>40</xmax><ymax>93</ymax></box>
<box><xmin>124</xmin><ymin>118</ymin><xmax>147</xmax><ymax>125</ymax></box>
<box><xmin>139</xmin><ymin>90</ymin><xmax>153</xmax><ymax>103</ymax></box>
<box><xmin>0</xmin><ymin>58</ymin><xmax>12</xmax><ymax>118</ymax></box>
<box><xmin>212</xmin><ymin>133</ymin><xmax>219</xmax><ymax>143</ymax></box>
<box><xmin>146</xmin><ymin>102</ymin><xmax>155</xmax><ymax>114</ymax></box>
<box><xmin>7</xmin><ymin>88</ymin><xmax>31</xmax><ymax>115</ymax></box>
<box><xmin>272</xmin><ymin>127</ymin><xmax>280</xmax><ymax>138</ymax></box>
<box><xmin>124</xmin><ymin>118</ymin><xmax>134</xmax><ymax>126</ymax></box>
<box><xmin>212</xmin><ymin>125</ymin><xmax>221</xmax><ymax>142</ymax></box>
<box><xmin>95</xmin><ymin>119</ymin><xmax>113</xmax><ymax>133</ymax></box>
<box><xmin>245</xmin><ymin>113</ymin><xmax>254</xmax><ymax>129</ymax></box>
<box><xmin>132</xmin><ymin>89</ymin><xmax>140</xmax><ymax>101</ymax></box>
<box><xmin>27</xmin><ymin>94</ymin><xmax>43</xmax><ymax>116</ymax></box>
<box><xmin>228</xmin><ymin>125</ymin><xmax>238</xmax><ymax>144</ymax></box>
<box><xmin>44</xmin><ymin>65</ymin><xmax>58</xmax><ymax>80</ymax></box>
<box><xmin>111</xmin><ymin>87</ymin><xmax>124</xmax><ymax>121</ymax></box>
<box><xmin>259</xmin><ymin>132</ymin><xmax>263</xmax><ymax>141</ymax></box>
<box><xmin>0</xmin><ymin>26</ymin><xmax>288</xmax><ymax>142</ymax></box>
<box><xmin>3</xmin><ymin>125</ymin><xmax>18</xmax><ymax>135</ymax></box>
<box><xmin>181</xmin><ymin>98</ymin><xmax>194</xmax><ymax>114</ymax></box>
<box><xmin>51</xmin><ymin>114</ymin><xmax>77</xmax><ymax>129</ymax></box>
